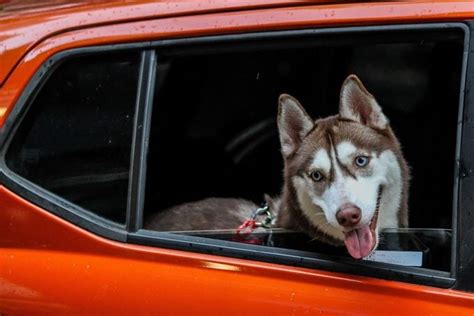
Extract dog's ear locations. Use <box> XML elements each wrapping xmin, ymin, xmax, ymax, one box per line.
<box><xmin>278</xmin><ymin>94</ymin><xmax>314</xmax><ymax>157</ymax></box>
<box><xmin>339</xmin><ymin>75</ymin><xmax>388</xmax><ymax>129</ymax></box>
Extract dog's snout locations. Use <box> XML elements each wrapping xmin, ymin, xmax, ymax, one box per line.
<box><xmin>336</xmin><ymin>205</ymin><xmax>361</xmax><ymax>228</ymax></box>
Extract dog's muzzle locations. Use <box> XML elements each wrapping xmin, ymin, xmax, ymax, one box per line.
<box><xmin>341</xmin><ymin>186</ymin><xmax>383</xmax><ymax>259</ymax></box>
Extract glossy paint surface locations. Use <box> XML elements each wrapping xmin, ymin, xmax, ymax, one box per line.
<box><xmin>2</xmin><ymin>186</ymin><xmax>474</xmax><ymax>314</ymax></box>
<box><xmin>0</xmin><ymin>0</ymin><xmax>311</xmax><ymax>86</ymax></box>
<box><xmin>2</xmin><ymin>1</ymin><xmax>474</xmax><ymax>314</ymax></box>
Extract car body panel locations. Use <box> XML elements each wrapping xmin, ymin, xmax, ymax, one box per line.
<box><xmin>0</xmin><ymin>0</ymin><xmax>327</xmax><ymax>87</ymax></box>
<box><xmin>2</xmin><ymin>186</ymin><xmax>474</xmax><ymax>314</ymax></box>
<box><xmin>1</xmin><ymin>1</ymin><xmax>474</xmax><ymax>314</ymax></box>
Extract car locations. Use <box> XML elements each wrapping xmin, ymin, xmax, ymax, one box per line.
<box><xmin>1</xmin><ymin>0</ymin><xmax>474</xmax><ymax>314</ymax></box>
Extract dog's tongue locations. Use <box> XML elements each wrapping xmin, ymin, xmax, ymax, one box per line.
<box><xmin>344</xmin><ymin>225</ymin><xmax>374</xmax><ymax>259</ymax></box>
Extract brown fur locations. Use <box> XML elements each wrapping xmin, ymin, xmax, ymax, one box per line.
<box><xmin>145</xmin><ymin>198</ymin><xmax>257</xmax><ymax>231</ymax></box>
<box><xmin>145</xmin><ymin>75</ymin><xmax>409</xmax><ymax>245</ymax></box>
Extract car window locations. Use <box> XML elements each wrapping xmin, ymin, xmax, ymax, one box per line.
<box><xmin>2</xmin><ymin>26</ymin><xmax>466</xmax><ymax>287</ymax></box>
<box><xmin>142</xmin><ymin>30</ymin><xmax>464</xmax><ymax>274</ymax></box>
<box><xmin>5</xmin><ymin>53</ymin><xmax>140</xmax><ymax>224</ymax></box>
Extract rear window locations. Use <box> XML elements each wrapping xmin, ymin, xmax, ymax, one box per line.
<box><xmin>5</xmin><ymin>53</ymin><xmax>140</xmax><ymax>224</ymax></box>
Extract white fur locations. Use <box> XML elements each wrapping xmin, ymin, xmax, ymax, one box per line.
<box><xmin>293</xmin><ymin>141</ymin><xmax>402</xmax><ymax>236</ymax></box>
<box><xmin>292</xmin><ymin>177</ymin><xmax>344</xmax><ymax>240</ymax></box>
<box><xmin>281</xmin><ymin>142</ymin><xmax>293</xmax><ymax>158</ymax></box>
<box><xmin>310</xmin><ymin>149</ymin><xmax>331</xmax><ymax>174</ymax></box>
<box><xmin>341</xmin><ymin>150</ymin><xmax>401</xmax><ymax>230</ymax></box>
<box><xmin>375</xmin><ymin>151</ymin><xmax>402</xmax><ymax>229</ymax></box>
<box><xmin>343</xmin><ymin>165</ymin><xmax>382</xmax><ymax>226</ymax></box>
<box><xmin>328</xmin><ymin>148</ymin><xmax>400</xmax><ymax>231</ymax></box>
<box><xmin>335</xmin><ymin>141</ymin><xmax>358</xmax><ymax>165</ymax></box>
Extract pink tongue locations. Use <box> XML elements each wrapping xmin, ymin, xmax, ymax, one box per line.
<box><xmin>344</xmin><ymin>225</ymin><xmax>374</xmax><ymax>259</ymax></box>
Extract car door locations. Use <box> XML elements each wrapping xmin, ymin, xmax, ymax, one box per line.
<box><xmin>2</xmin><ymin>3</ymin><xmax>474</xmax><ymax>315</ymax></box>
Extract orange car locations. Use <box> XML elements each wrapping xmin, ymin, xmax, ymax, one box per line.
<box><xmin>1</xmin><ymin>0</ymin><xmax>474</xmax><ymax>314</ymax></box>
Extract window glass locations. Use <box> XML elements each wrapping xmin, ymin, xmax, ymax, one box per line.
<box><xmin>6</xmin><ymin>53</ymin><xmax>140</xmax><ymax>224</ymax></box>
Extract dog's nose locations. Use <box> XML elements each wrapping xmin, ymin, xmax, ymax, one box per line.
<box><xmin>336</xmin><ymin>205</ymin><xmax>361</xmax><ymax>227</ymax></box>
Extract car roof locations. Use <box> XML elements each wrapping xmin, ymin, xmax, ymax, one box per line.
<box><xmin>0</xmin><ymin>0</ymin><xmax>315</xmax><ymax>85</ymax></box>
<box><xmin>0</xmin><ymin>0</ymin><xmax>473</xmax><ymax>86</ymax></box>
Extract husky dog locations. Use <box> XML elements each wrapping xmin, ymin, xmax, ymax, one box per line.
<box><xmin>275</xmin><ymin>75</ymin><xmax>409</xmax><ymax>258</ymax></box>
<box><xmin>145</xmin><ymin>75</ymin><xmax>409</xmax><ymax>259</ymax></box>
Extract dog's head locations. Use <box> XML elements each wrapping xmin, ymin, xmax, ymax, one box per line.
<box><xmin>278</xmin><ymin>75</ymin><xmax>405</xmax><ymax>259</ymax></box>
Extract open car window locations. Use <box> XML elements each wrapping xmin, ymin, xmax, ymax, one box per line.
<box><xmin>140</xmin><ymin>27</ymin><xmax>464</xmax><ymax>279</ymax></box>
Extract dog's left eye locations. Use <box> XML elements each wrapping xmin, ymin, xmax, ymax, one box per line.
<box><xmin>354</xmin><ymin>156</ymin><xmax>370</xmax><ymax>167</ymax></box>
<box><xmin>310</xmin><ymin>170</ymin><xmax>324</xmax><ymax>182</ymax></box>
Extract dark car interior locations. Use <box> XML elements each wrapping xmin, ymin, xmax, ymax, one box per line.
<box><xmin>145</xmin><ymin>34</ymin><xmax>463</xmax><ymax>230</ymax></box>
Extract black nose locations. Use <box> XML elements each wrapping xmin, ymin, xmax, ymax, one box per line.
<box><xmin>336</xmin><ymin>206</ymin><xmax>361</xmax><ymax>228</ymax></box>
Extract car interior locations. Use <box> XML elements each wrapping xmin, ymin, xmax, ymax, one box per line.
<box><xmin>145</xmin><ymin>37</ymin><xmax>463</xmax><ymax>231</ymax></box>
<box><xmin>142</xmin><ymin>33</ymin><xmax>463</xmax><ymax>270</ymax></box>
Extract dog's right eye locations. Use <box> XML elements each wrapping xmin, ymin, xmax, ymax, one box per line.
<box><xmin>354</xmin><ymin>155</ymin><xmax>370</xmax><ymax>167</ymax></box>
<box><xmin>310</xmin><ymin>170</ymin><xmax>324</xmax><ymax>182</ymax></box>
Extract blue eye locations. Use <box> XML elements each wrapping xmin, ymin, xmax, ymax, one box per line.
<box><xmin>310</xmin><ymin>170</ymin><xmax>324</xmax><ymax>182</ymax></box>
<box><xmin>354</xmin><ymin>156</ymin><xmax>370</xmax><ymax>167</ymax></box>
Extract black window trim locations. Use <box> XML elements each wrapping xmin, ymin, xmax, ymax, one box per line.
<box><xmin>126</xmin><ymin>50</ymin><xmax>157</xmax><ymax>233</ymax></box>
<box><xmin>455</xmin><ymin>20</ymin><xmax>474</xmax><ymax>292</ymax></box>
<box><xmin>0</xmin><ymin>22</ymin><xmax>470</xmax><ymax>289</ymax></box>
